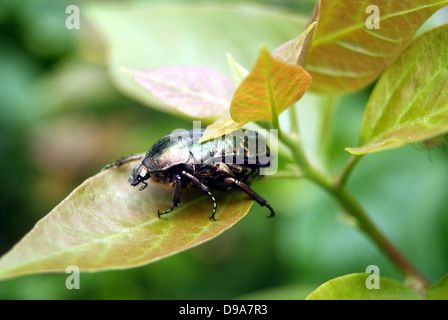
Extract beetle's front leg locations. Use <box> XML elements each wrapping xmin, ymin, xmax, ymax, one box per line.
<box><xmin>181</xmin><ymin>171</ymin><xmax>217</xmax><ymax>221</ymax></box>
<box><xmin>158</xmin><ymin>174</ymin><xmax>182</xmax><ymax>218</ymax></box>
<box><xmin>101</xmin><ymin>154</ymin><xmax>145</xmax><ymax>172</ymax></box>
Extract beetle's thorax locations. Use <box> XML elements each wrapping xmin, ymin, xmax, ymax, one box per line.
<box><xmin>142</xmin><ymin>134</ymin><xmax>190</xmax><ymax>171</ymax></box>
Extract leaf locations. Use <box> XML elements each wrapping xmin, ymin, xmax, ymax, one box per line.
<box><xmin>306</xmin><ymin>273</ymin><xmax>421</xmax><ymax>300</ymax></box>
<box><xmin>230</xmin><ymin>47</ymin><xmax>312</xmax><ymax>124</ymax></box>
<box><xmin>425</xmin><ymin>273</ymin><xmax>448</xmax><ymax>300</ymax></box>
<box><xmin>124</xmin><ymin>66</ymin><xmax>235</xmax><ymax>119</ymax></box>
<box><xmin>226</xmin><ymin>53</ymin><xmax>249</xmax><ymax>87</ymax></box>
<box><xmin>0</xmin><ymin>161</ymin><xmax>253</xmax><ymax>280</ymax></box>
<box><xmin>83</xmin><ymin>2</ymin><xmax>309</xmax><ymax>117</ymax></box>
<box><xmin>198</xmin><ymin>54</ymin><xmax>248</xmax><ymax>143</ymax></box>
<box><xmin>199</xmin><ymin>114</ymin><xmax>245</xmax><ymax>143</ymax></box>
<box><xmin>347</xmin><ymin>24</ymin><xmax>448</xmax><ymax>155</ymax></box>
<box><xmin>306</xmin><ymin>0</ymin><xmax>448</xmax><ymax>94</ymax></box>
<box><xmin>272</xmin><ymin>21</ymin><xmax>317</xmax><ymax>65</ymax></box>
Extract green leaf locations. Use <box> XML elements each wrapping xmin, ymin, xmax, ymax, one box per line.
<box><xmin>0</xmin><ymin>161</ymin><xmax>253</xmax><ymax>280</ymax></box>
<box><xmin>226</xmin><ymin>53</ymin><xmax>249</xmax><ymax>87</ymax></box>
<box><xmin>230</xmin><ymin>47</ymin><xmax>312</xmax><ymax>124</ymax></box>
<box><xmin>83</xmin><ymin>2</ymin><xmax>308</xmax><ymax>117</ymax></box>
<box><xmin>306</xmin><ymin>273</ymin><xmax>421</xmax><ymax>300</ymax></box>
<box><xmin>306</xmin><ymin>0</ymin><xmax>448</xmax><ymax>94</ymax></box>
<box><xmin>347</xmin><ymin>24</ymin><xmax>448</xmax><ymax>155</ymax></box>
<box><xmin>425</xmin><ymin>273</ymin><xmax>448</xmax><ymax>300</ymax></box>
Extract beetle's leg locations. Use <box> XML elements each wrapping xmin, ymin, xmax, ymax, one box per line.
<box><xmin>223</xmin><ymin>177</ymin><xmax>275</xmax><ymax>218</ymax></box>
<box><xmin>181</xmin><ymin>171</ymin><xmax>217</xmax><ymax>221</ymax></box>
<box><xmin>158</xmin><ymin>174</ymin><xmax>182</xmax><ymax>218</ymax></box>
<box><xmin>101</xmin><ymin>154</ymin><xmax>145</xmax><ymax>172</ymax></box>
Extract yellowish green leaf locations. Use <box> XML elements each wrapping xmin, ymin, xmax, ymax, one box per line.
<box><xmin>226</xmin><ymin>53</ymin><xmax>249</xmax><ymax>87</ymax></box>
<box><xmin>347</xmin><ymin>24</ymin><xmax>448</xmax><ymax>155</ymax></box>
<box><xmin>425</xmin><ymin>273</ymin><xmax>448</xmax><ymax>300</ymax></box>
<box><xmin>306</xmin><ymin>0</ymin><xmax>448</xmax><ymax>94</ymax></box>
<box><xmin>230</xmin><ymin>47</ymin><xmax>312</xmax><ymax>124</ymax></box>
<box><xmin>199</xmin><ymin>114</ymin><xmax>245</xmax><ymax>143</ymax></box>
<box><xmin>306</xmin><ymin>273</ymin><xmax>421</xmax><ymax>300</ymax></box>
<box><xmin>0</xmin><ymin>161</ymin><xmax>253</xmax><ymax>280</ymax></box>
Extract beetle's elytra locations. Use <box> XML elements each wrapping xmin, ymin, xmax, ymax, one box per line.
<box><xmin>103</xmin><ymin>129</ymin><xmax>274</xmax><ymax>220</ymax></box>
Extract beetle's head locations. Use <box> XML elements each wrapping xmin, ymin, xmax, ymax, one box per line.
<box><xmin>129</xmin><ymin>164</ymin><xmax>150</xmax><ymax>191</ymax></box>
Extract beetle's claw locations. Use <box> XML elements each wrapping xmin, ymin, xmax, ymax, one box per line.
<box><xmin>157</xmin><ymin>206</ymin><xmax>176</xmax><ymax>218</ymax></box>
<box><xmin>265</xmin><ymin>204</ymin><xmax>275</xmax><ymax>218</ymax></box>
<box><xmin>157</xmin><ymin>209</ymin><xmax>165</xmax><ymax>218</ymax></box>
<box><xmin>139</xmin><ymin>180</ymin><xmax>148</xmax><ymax>191</ymax></box>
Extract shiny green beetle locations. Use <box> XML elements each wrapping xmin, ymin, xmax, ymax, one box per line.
<box><xmin>104</xmin><ymin>129</ymin><xmax>274</xmax><ymax>220</ymax></box>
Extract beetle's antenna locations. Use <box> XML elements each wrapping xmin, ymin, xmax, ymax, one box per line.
<box><xmin>139</xmin><ymin>181</ymin><xmax>148</xmax><ymax>191</ymax></box>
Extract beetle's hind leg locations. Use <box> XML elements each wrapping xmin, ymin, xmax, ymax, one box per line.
<box><xmin>223</xmin><ymin>177</ymin><xmax>275</xmax><ymax>218</ymax></box>
<box><xmin>158</xmin><ymin>174</ymin><xmax>182</xmax><ymax>218</ymax></box>
<box><xmin>181</xmin><ymin>171</ymin><xmax>218</xmax><ymax>221</ymax></box>
<box><xmin>101</xmin><ymin>154</ymin><xmax>145</xmax><ymax>172</ymax></box>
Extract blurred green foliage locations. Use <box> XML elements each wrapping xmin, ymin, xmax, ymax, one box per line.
<box><xmin>0</xmin><ymin>0</ymin><xmax>447</xmax><ymax>299</ymax></box>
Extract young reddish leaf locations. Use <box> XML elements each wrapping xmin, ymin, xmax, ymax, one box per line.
<box><xmin>0</xmin><ymin>161</ymin><xmax>253</xmax><ymax>280</ymax></box>
<box><xmin>346</xmin><ymin>24</ymin><xmax>448</xmax><ymax>155</ymax></box>
<box><xmin>306</xmin><ymin>273</ymin><xmax>421</xmax><ymax>300</ymax></box>
<box><xmin>306</xmin><ymin>0</ymin><xmax>448</xmax><ymax>94</ymax></box>
<box><xmin>272</xmin><ymin>21</ymin><xmax>316</xmax><ymax>65</ymax></box>
<box><xmin>230</xmin><ymin>47</ymin><xmax>312</xmax><ymax>124</ymax></box>
<box><xmin>124</xmin><ymin>66</ymin><xmax>235</xmax><ymax>119</ymax></box>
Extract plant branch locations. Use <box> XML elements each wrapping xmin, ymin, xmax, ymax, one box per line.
<box><xmin>329</xmin><ymin>186</ymin><xmax>430</xmax><ymax>290</ymax></box>
<box><xmin>277</xmin><ymin>129</ymin><xmax>430</xmax><ymax>290</ymax></box>
<box><xmin>288</xmin><ymin>104</ymin><xmax>300</xmax><ymax>135</ymax></box>
<box><xmin>316</xmin><ymin>95</ymin><xmax>339</xmax><ymax>164</ymax></box>
<box><xmin>335</xmin><ymin>154</ymin><xmax>364</xmax><ymax>187</ymax></box>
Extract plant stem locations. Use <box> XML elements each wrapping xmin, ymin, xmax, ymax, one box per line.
<box><xmin>288</xmin><ymin>104</ymin><xmax>300</xmax><ymax>135</ymax></box>
<box><xmin>278</xmin><ymin>129</ymin><xmax>430</xmax><ymax>290</ymax></box>
<box><xmin>336</xmin><ymin>154</ymin><xmax>364</xmax><ymax>187</ymax></box>
<box><xmin>316</xmin><ymin>95</ymin><xmax>339</xmax><ymax>165</ymax></box>
<box><xmin>329</xmin><ymin>187</ymin><xmax>430</xmax><ymax>290</ymax></box>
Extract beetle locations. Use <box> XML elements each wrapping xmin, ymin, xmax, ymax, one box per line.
<box><xmin>103</xmin><ymin>129</ymin><xmax>274</xmax><ymax>221</ymax></box>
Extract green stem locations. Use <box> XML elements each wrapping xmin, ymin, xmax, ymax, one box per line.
<box><xmin>288</xmin><ymin>104</ymin><xmax>300</xmax><ymax>135</ymax></box>
<box><xmin>316</xmin><ymin>95</ymin><xmax>339</xmax><ymax>164</ymax></box>
<box><xmin>278</xmin><ymin>130</ymin><xmax>430</xmax><ymax>290</ymax></box>
<box><xmin>336</xmin><ymin>154</ymin><xmax>364</xmax><ymax>187</ymax></box>
<box><xmin>329</xmin><ymin>187</ymin><xmax>430</xmax><ymax>290</ymax></box>
<box><xmin>277</xmin><ymin>128</ymin><xmax>311</xmax><ymax>172</ymax></box>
